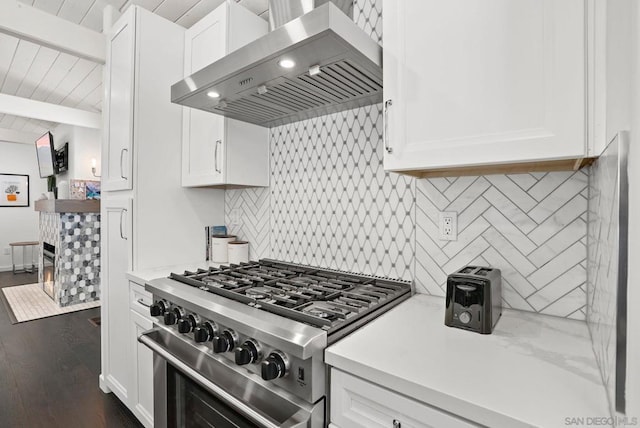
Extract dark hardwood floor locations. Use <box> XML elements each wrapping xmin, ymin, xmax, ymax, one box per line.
<box><xmin>0</xmin><ymin>270</ymin><xmax>143</xmax><ymax>428</ymax></box>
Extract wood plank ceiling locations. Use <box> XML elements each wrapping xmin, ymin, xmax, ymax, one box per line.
<box><xmin>0</xmin><ymin>0</ymin><xmax>268</xmax><ymax>135</ymax></box>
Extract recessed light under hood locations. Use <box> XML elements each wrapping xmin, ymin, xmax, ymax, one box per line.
<box><xmin>170</xmin><ymin>1</ymin><xmax>382</xmax><ymax>128</ymax></box>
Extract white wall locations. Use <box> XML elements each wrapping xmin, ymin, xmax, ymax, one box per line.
<box><xmin>625</xmin><ymin>0</ymin><xmax>640</xmax><ymax>418</ymax></box>
<box><xmin>53</xmin><ymin>124</ymin><xmax>101</xmax><ymax>184</ymax></box>
<box><xmin>600</xmin><ymin>0</ymin><xmax>640</xmax><ymax>416</ymax></box>
<box><xmin>72</xmin><ymin>126</ymin><xmax>101</xmax><ymax>180</ymax></box>
<box><xmin>601</xmin><ymin>0</ymin><xmax>640</xmax><ymax>416</ymax></box>
<box><xmin>0</xmin><ymin>141</ymin><xmax>48</xmax><ymax>271</ymax></box>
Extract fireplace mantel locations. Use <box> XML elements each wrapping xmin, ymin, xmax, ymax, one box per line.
<box><xmin>35</xmin><ymin>199</ymin><xmax>100</xmax><ymax>213</ymax></box>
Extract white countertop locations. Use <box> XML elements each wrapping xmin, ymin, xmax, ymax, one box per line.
<box><xmin>325</xmin><ymin>294</ymin><xmax>610</xmax><ymax>428</ymax></box>
<box><xmin>126</xmin><ymin>261</ymin><xmax>221</xmax><ymax>284</ymax></box>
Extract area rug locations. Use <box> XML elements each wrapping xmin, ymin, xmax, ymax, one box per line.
<box><xmin>1</xmin><ymin>283</ymin><xmax>100</xmax><ymax>324</ymax></box>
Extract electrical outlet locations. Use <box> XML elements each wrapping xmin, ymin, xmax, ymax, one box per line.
<box><xmin>230</xmin><ymin>208</ymin><xmax>242</xmax><ymax>227</ymax></box>
<box><xmin>3</xmin><ymin>248</ymin><xmax>9</xmax><ymax>255</ymax></box>
<box><xmin>439</xmin><ymin>211</ymin><xmax>458</xmax><ymax>241</ymax></box>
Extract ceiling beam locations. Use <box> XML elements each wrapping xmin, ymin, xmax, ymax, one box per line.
<box><xmin>0</xmin><ymin>1</ymin><xmax>106</xmax><ymax>64</ymax></box>
<box><xmin>0</xmin><ymin>93</ymin><xmax>101</xmax><ymax>129</ymax></box>
<box><xmin>0</xmin><ymin>127</ymin><xmax>42</xmax><ymax>145</ymax></box>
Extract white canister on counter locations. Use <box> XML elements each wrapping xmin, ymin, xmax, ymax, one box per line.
<box><xmin>210</xmin><ymin>235</ymin><xmax>237</xmax><ymax>263</ymax></box>
<box><xmin>228</xmin><ymin>241</ymin><xmax>249</xmax><ymax>265</ymax></box>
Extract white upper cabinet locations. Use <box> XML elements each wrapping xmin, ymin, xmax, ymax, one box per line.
<box><xmin>103</xmin><ymin>11</ymin><xmax>135</xmax><ymax>191</ymax></box>
<box><xmin>383</xmin><ymin>0</ymin><xmax>589</xmax><ymax>175</ymax></box>
<box><xmin>182</xmin><ymin>2</ymin><xmax>270</xmax><ymax>188</ymax></box>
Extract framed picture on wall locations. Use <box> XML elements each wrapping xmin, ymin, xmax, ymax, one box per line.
<box><xmin>0</xmin><ymin>174</ymin><xmax>29</xmax><ymax>207</ymax></box>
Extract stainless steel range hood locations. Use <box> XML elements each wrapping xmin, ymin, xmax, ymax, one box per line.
<box><xmin>170</xmin><ymin>0</ymin><xmax>382</xmax><ymax>128</ymax></box>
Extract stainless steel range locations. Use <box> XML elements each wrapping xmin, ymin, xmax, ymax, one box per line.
<box><xmin>139</xmin><ymin>259</ymin><xmax>411</xmax><ymax>427</ymax></box>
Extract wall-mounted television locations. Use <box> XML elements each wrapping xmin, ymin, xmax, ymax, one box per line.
<box><xmin>56</xmin><ymin>142</ymin><xmax>69</xmax><ymax>174</ymax></box>
<box><xmin>35</xmin><ymin>132</ymin><xmax>68</xmax><ymax>178</ymax></box>
<box><xmin>35</xmin><ymin>132</ymin><xmax>56</xmax><ymax>178</ymax></box>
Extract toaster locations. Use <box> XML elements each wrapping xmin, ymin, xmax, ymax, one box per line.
<box><xmin>445</xmin><ymin>266</ymin><xmax>502</xmax><ymax>334</ymax></box>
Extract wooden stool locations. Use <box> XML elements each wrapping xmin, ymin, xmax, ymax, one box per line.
<box><xmin>10</xmin><ymin>241</ymin><xmax>38</xmax><ymax>274</ymax></box>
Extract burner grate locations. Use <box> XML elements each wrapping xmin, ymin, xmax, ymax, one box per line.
<box><xmin>169</xmin><ymin>259</ymin><xmax>411</xmax><ymax>331</ymax></box>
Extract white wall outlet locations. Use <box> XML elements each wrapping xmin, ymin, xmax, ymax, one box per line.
<box><xmin>439</xmin><ymin>211</ymin><xmax>458</xmax><ymax>241</ymax></box>
<box><xmin>2</xmin><ymin>248</ymin><xmax>9</xmax><ymax>255</ymax></box>
<box><xmin>230</xmin><ymin>208</ymin><xmax>242</xmax><ymax>227</ymax></box>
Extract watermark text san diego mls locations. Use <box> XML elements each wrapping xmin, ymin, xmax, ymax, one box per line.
<box><xmin>565</xmin><ymin>416</ymin><xmax>638</xmax><ymax>426</ymax></box>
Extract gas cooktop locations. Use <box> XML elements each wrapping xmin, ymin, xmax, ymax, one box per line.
<box><xmin>145</xmin><ymin>258</ymin><xmax>413</xmax><ymax>411</ymax></box>
<box><xmin>168</xmin><ymin>259</ymin><xmax>412</xmax><ymax>335</ymax></box>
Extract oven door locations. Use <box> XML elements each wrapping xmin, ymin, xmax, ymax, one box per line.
<box><xmin>139</xmin><ymin>328</ymin><xmax>324</xmax><ymax>428</ymax></box>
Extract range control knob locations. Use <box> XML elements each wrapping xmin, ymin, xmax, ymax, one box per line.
<box><xmin>261</xmin><ymin>351</ymin><xmax>289</xmax><ymax>381</ymax></box>
<box><xmin>149</xmin><ymin>300</ymin><xmax>167</xmax><ymax>317</ymax></box>
<box><xmin>212</xmin><ymin>330</ymin><xmax>237</xmax><ymax>353</ymax></box>
<box><xmin>193</xmin><ymin>321</ymin><xmax>218</xmax><ymax>343</ymax></box>
<box><xmin>234</xmin><ymin>339</ymin><xmax>262</xmax><ymax>366</ymax></box>
<box><xmin>459</xmin><ymin>311</ymin><xmax>472</xmax><ymax>324</ymax></box>
<box><xmin>163</xmin><ymin>311</ymin><xmax>177</xmax><ymax>325</ymax></box>
<box><xmin>163</xmin><ymin>307</ymin><xmax>184</xmax><ymax>326</ymax></box>
<box><xmin>177</xmin><ymin>314</ymin><xmax>199</xmax><ymax>334</ymax></box>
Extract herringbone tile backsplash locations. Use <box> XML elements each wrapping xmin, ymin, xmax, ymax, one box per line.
<box><xmin>225</xmin><ymin>188</ymin><xmax>270</xmax><ymax>260</ymax></box>
<box><xmin>224</xmin><ymin>0</ymin><xmax>590</xmax><ymax>320</ymax></box>
<box><xmin>416</xmin><ymin>171</ymin><xmax>588</xmax><ymax>319</ymax></box>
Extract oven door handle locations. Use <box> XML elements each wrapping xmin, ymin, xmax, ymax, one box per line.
<box><xmin>139</xmin><ymin>329</ymin><xmax>297</xmax><ymax>428</ymax></box>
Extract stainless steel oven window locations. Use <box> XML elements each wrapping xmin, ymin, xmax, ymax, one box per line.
<box><xmin>141</xmin><ymin>328</ymin><xmax>324</xmax><ymax>428</ymax></box>
<box><xmin>167</xmin><ymin>364</ymin><xmax>258</xmax><ymax>428</ymax></box>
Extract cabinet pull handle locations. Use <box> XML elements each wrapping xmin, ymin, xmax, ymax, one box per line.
<box><xmin>136</xmin><ymin>298</ymin><xmax>151</xmax><ymax>308</ymax></box>
<box><xmin>120</xmin><ymin>148</ymin><xmax>129</xmax><ymax>179</ymax></box>
<box><xmin>214</xmin><ymin>140</ymin><xmax>222</xmax><ymax>173</ymax></box>
<box><xmin>384</xmin><ymin>99</ymin><xmax>393</xmax><ymax>154</ymax></box>
<box><xmin>393</xmin><ymin>420</ymin><xmax>401</xmax><ymax>428</ymax></box>
<box><xmin>119</xmin><ymin>208</ymin><xmax>128</xmax><ymax>240</ymax></box>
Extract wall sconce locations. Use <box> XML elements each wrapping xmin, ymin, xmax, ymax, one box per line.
<box><xmin>91</xmin><ymin>158</ymin><xmax>101</xmax><ymax>178</ymax></box>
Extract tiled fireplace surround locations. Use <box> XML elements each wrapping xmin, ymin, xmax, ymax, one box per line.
<box><xmin>38</xmin><ymin>212</ymin><xmax>101</xmax><ymax>307</ymax></box>
<box><xmin>225</xmin><ymin>0</ymin><xmax>619</xmax><ymax>414</ymax></box>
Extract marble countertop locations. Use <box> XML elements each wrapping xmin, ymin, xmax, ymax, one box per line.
<box><xmin>325</xmin><ymin>294</ymin><xmax>610</xmax><ymax>428</ymax></box>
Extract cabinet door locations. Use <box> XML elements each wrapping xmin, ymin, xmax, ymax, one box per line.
<box><xmin>130</xmin><ymin>308</ymin><xmax>154</xmax><ymax>428</ymax></box>
<box><xmin>103</xmin><ymin>9</ymin><xmax>135</xmax><ymax>191</ymax></box>
<box><xmin>331</xmin><ymin>369</ymin><xmax>478</xmax><ymax>428</ymax></box>
<box><xmin>100</xmin><ymin>198</ymin><xmax>133</xmax><ymax>403</ymax></box>
<box><xmin>182</xmin><ymin>5</ymin><xmax>227</xmax><ymax>187</ymax></box>
<box><xmin>383</xmin><ymin>0</ymin><xmax>586</xmax><ymax>172</ymax></box>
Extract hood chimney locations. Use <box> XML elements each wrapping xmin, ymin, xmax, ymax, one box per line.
<box><xmin>268</xmin><ymin>0</ymin><xmax>353</xmax><ymax>30</ymax></box>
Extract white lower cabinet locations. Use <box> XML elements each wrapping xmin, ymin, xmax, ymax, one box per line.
<box><xmin>330</xmin><ymin>369</ymin><xmax>477</xmax><ymax>428</ymax></box>
<box><xmin>129</xmin><ymin>282</ymin><xmax>154</xmax><ymax>428</ymax></box>
<box><xmin>100</xmin><ymin>198</ymin><xmax>133</xmax><ymax>402</ymax></box>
